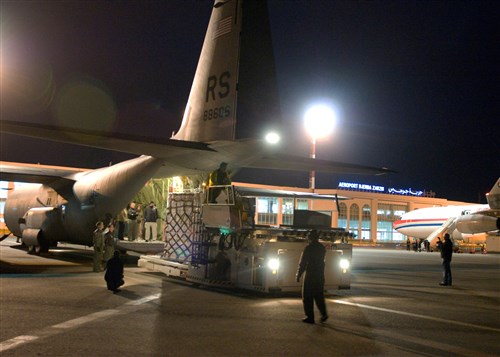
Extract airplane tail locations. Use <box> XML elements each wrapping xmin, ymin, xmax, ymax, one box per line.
<box><xmin>173</xmin><ymin>0</ymin><xmax>281</xmax><ymax>143</ymax></box>
<box><xmin>173</xmin><ymin>0</ymin><xmax>241</xmax><ymax>142</ymax></box>
<box><xmin>486</xmin><ymin>177</ymin><xmax>500</xmax><ymax>209</ymax></box>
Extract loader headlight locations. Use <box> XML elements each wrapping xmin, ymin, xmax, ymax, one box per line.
<box><xmin>267</xmin><ymin>258</ymin><xmax>280</xmax><ymax>271</ymax></box>
<box><xmin>265</xmin><ymin>131</ymin><xmax>280</xmax><ymax>144</ymax></box>
<box><xmin>339</xmin><ymin>258</ymin><xmax>350</xmax><ymax>270</ymax></box>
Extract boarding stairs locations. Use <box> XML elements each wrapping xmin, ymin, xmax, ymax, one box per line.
<box><xmin>425</xmin><ymin>217</ymin><xmax>457</xmax><ymax>243</ymax></box>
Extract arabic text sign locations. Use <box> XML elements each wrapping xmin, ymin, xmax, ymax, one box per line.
<box><xmin>338</xmin><ymin>181</ymin><xmax>423</xmax><ymax>196</ymax></box>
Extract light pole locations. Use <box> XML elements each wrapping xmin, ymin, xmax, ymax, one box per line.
<box><xmin>304</xmin><ymin>104</ymin><xmax>336</xmax><ymax>190</ymax></box>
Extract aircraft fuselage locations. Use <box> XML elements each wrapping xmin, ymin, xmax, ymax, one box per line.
<box><xmin>393</xmin><ymin>204</ymin><xmax>495</xmax><ymax>239</ymax></box>
<box><xmin>4</xmin><ymin>156</ymin><xmax>164</xmax><ymax>249</ymax></box>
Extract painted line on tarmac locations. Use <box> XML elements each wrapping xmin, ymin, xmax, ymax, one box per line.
<box><xmin>126</xmin><ymin>292</ymin><xmax>161</xmax><ymax>306</ymax></box>
<box><xmin>0</xmin><ymin>293</ymin><xmax>161</xmax><ymax>353</ymax></box>
<box><xmin>333</xmin><ymin>317</ymin><xmax>497</xmax><ymax>357</ymax></box>
<box><xmin>52</xmin><ymin>309</ymin><xmax>121</xmax><ymax>329</ymax></box>
<box><xmin>0</xmin><ymin>336</ymin><xmax>39</xmax><ymax>352</ymax></box>
<box><xmin>0</xmin><ymin>274</ymin><xmax>81</xmax><ymax>278</ymax></box>
<box><xmin>335</xmin><ymin>300</ymin><xmax>500</xmax><ymax>333</ymax></box>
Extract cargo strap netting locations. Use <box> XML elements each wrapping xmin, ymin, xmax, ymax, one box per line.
<box><xmin>162</xmin><ymin>192</ymin><xmax>204</xmax><ymax>262</ymax></box>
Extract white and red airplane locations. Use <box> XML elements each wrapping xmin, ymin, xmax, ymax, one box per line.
<box><xmin>393</xmin><ymin>178</ymin><xmax>500</xmax><ymax>241</ymax></box>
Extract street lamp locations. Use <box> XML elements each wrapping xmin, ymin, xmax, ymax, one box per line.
<box><xmin>304</xmin><ymin>104</ymin><xmax>336</xmax><ymax>190</ymax></box>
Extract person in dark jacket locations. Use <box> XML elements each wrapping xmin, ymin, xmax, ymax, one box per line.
<box><xmin>439</xmin><ymin>233</ymin><xmax>453</xmax><ymax>286</ymax></box>
<box><xmin>436</xmin><ymin>237</ymin><xmax>443</xmax><ymax>252</ymax></box>
<box><xmin>105</xmin><ymin>251</ymin><xmax>124</xmax><ymax>293</ymax></box>
<box><xmin>296</xmin><ymin>230</ymin><xmax>328</xmax><ymax>324</ymax></box>
<box><xmin>127</xmin><ymin>201</ymin><xmax>139</xmax><ymax>241</ymax></box>
<box><xmin>103</xmin><ymin>223</ymin><xmax>116</xmax><ymax>265</ymax></box>
<box><xmin>144</xmin><ymin>201</ymin><xmax>159</xmax><ymax>241</ymax></box>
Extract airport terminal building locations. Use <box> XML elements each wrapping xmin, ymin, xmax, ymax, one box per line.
<box><xmin>234</xmin><ymin>180</ymin><xmax>468</xmax><ymax>244</ymax></box>
<box><xmin>1</xmin><ymin>179</ymin><xmax>469</xmax><ymax>244</ymax></box>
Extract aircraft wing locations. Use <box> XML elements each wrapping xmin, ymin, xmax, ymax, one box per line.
<box><xmin>471</xmin><ymin>207</ymin><xmax>500</xmax><ymax>218</ymax></box>
<box><xmin>244</xmin><ymin>153</ymin><xmax>395</xmax><ymax>175</ymax></box>
<box><xmin>0</xmin><ymin>120</ymin><xmax>215</xmax><ymax>158</ymax></box>
<box><xmin>203</xmin><ymin>139</ymin><xmax>392</xmax><ymax>175</ymax></box>
<box><xmin>0</xmin><ymin>120</ymin><xmax>394</xmax><ymax>176</ymax></box>
<box><xmin>0</xmin><ymin>161</ymin><xmax>87</xmax><ymax>184</ymax></box>
<box><xmin>234</xmin><ymin>184</ymin><xmax>348</xmax><ymax>200</ymax></box>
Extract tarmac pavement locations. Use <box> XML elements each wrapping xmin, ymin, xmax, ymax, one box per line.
<box><xmin>1</xmin><ymin>237</ymin><xmax>499</xmax><ymax>356</ymax></box>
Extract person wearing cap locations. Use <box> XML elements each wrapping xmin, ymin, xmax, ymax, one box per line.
<box><xmin>144</xmin><ymin>201</ymin><xmax>159</xmax><ymax>242</ymax></box>
<box><xmin>208</xmin><ymin>162</ymin><xmax>231</xmax><ymax>203</ymax></box>
<box><xmin>296</xmin><ymin>230</ymin><xmax>328</xmax><ymax>324</ymax></box>
<box><xmin>93</xmin><ymin>221</ymin><xmax>105</xmax><ymax>272</ymax></box>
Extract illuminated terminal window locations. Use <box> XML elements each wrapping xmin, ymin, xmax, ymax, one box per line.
<box><xmin>282</xmin><ymin>198</ymin><xmax>294</xmax><ymax>226</ymax></box>
<box><xmin>377</xmin><ymin>203</ymin><xmax>407</xmax><ymax>241</ymax></box>
<box><xmin>361</xmin><ymin>204</ymin><xmax>371</xmax><ymax>240</ymax></box>
<box><xmin>0</xmin><ymin>182</ymin><xmax>9</xmax><ymax>199</ymax></box>
<box><xmin>338</xmin><ymin>202</ymin><xmax>347</xmax><ymax>230</ymax></box>
<box><xmin>0</xmin><ymin>201</ymin><xmax>5</xmax><ymax>221</ymax></box>
<box><xmin>296</xmin><ymin>199</ymin><xmax>308</xmax><ymax>210</ymax></box>
<box><xmin>349</xmin><ymin>204</ymin><xmax>360</xmax><ymax>238</ymax></box>
<box><xmin>257</xmin><ymin>197</ymin><xmax>278</xmax><ymax>225</ymax></box>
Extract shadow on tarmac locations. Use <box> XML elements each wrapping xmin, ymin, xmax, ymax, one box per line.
<box><xmin>1</xmin><ymin>242</ymin><xmax>140</xmax><ymax>274</ymax></box>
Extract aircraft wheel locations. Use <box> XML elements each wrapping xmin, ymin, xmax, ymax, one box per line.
<box><xmin>37</xmin><ymin>233</ymin><xmax>50</xmax><ymax>254</ymax></box>
<box><xmin>32</xmin><ymin>243</ymin><xmax>49</xmax><ymax>255</ymax></box>
<box><xmin>39</xmin><ymin>243</ymin><xmax>50</xmax><ymax>253</ymax></box>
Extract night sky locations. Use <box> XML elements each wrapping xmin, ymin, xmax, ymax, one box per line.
<box><xmin>1</xmin><ymin>0</ymin><xmax>498</xmax><ymax>203</ymax></box>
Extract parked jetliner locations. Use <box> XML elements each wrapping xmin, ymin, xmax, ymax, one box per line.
<box><xmin>393</xmin><ymin>178</ymin><xmax>500</xmax><ymax>241</ymax></box>
<box><xmin>0</xmin><ymin>1</ymin><xmax>392</xmax><ymax>254</ymax></box>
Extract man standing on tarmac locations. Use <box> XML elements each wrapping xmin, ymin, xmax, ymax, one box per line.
<box><xmin>440</xmin><ymin>233</ymin><xmax>453</xmax><ymax>286</ymax></box>
<box><xmin>93</xmin><ymin>221</ymin><xmax>105</xmax><ymax>272</ymax></box>
<box><xmin>296</xmin><ymin>230</ymin><xmax>328</xmax><ymax>324</ymax></box>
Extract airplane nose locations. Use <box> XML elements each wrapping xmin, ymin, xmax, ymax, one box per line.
<box><xmin>393</xmin><ymin>220</ymin><xmax>403</xmax><ymax>229</ymax></box>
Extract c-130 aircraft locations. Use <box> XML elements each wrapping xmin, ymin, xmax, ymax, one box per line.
<box><xmin>0</xmin><ymin>0</ymin><xmax>392</xmax><ymax>253</ymax></box>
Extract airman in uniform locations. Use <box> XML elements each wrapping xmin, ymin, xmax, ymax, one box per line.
<box><xmin>296</xmin><ymin>230</ymin><xmax>328</xmax><ymax>324</ymax></box>
<box><xmin>93</xmin><ymin>221</ymin><xmax>105</xmax><ymax>272</ymax></box>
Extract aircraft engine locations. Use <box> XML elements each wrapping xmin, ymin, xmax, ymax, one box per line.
<box><xmin>22</xmin><ymin>228</ymin><xmax>44</xmax><ymax>248</ymax></box>
<box><xmin>20</xmin><ymin>207</ymin><xmax>65</xmax><ymax>252</ymax></box>
<box><xmin>486</xmin><ymin>189</ymin><xmax>500</xmax><ymax>209</ymax></box>
<box><xmin>455</xmin><ymin>214</ymin><xmax>499</xmax><ymax>234</ymax></box>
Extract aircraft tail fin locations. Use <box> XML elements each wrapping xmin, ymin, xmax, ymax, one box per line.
<box><xmin>173</xmin><ymin>0</ymin><xmax>281</xmax><ymax>143</ymax></box>
<box><xmin>173</xmin><ymin>0</ymin><xmax>242</xmax><ymax>142</ymax></box>
<box><xmin>486</xmin><ymin>178</ymin><xmax>500</xmax><ymax>209</ymax></box>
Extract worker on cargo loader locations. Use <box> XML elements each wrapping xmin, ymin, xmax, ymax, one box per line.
<box><xmin>208</xmin><ymin>162</ymin><xmax>231</xmax><ymax>203</ymax></box>
<box><xmin>296</xmin><ymin>230</ymin><xmax>328</xmax><ymax>324</ymax></box>
<box><xmin>214</xmin><ymin>250</ymin><xmax>231</xmax><ymax>280</ymax></box>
